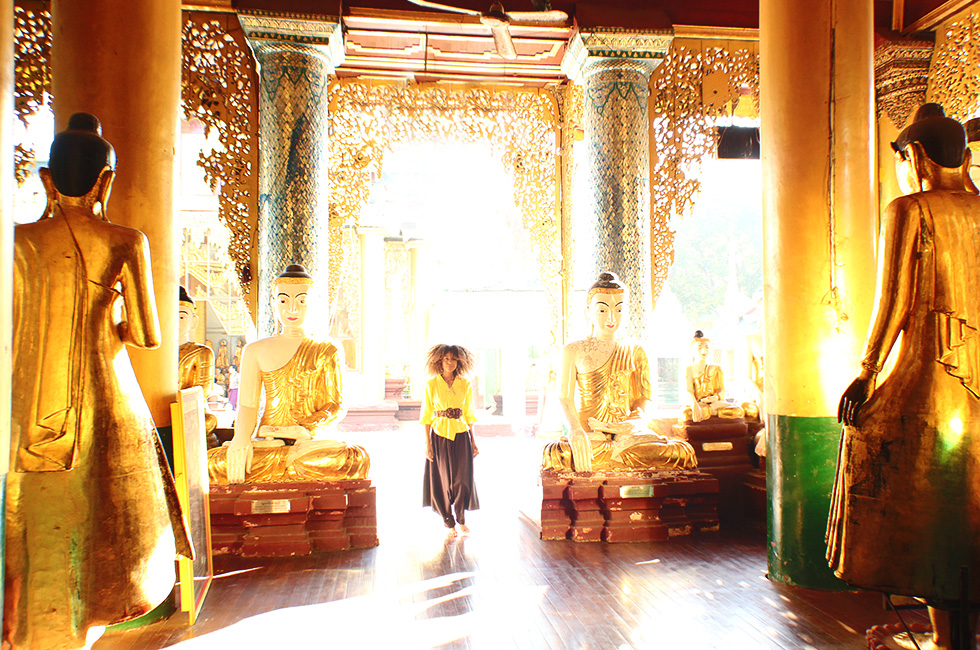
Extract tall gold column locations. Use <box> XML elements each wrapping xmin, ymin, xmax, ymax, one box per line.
<box><xmin>562</xmin><ymin>28</ymin><xmax>671</xmax><ymax>340</ymax></box>
<box><xmin>761</xmin><ymin>0</ymin><xmax>877</xmax><ymax>587</ymax></box>
<box><xmin>0</xmin><ymin>0</ymin><xmax>15</xmax><ymax>483</ymax></box>
<box><xmin>239</xmin><ymin>12</ymin><xmax>344</xmax><ymax>337</ymax></box>
<box><xmin>51</xmin><ymin>0</ymin><xmax>181</xmax><ymax>427</ymax></box>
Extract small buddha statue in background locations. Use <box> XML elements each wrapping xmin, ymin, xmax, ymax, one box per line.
<box><xmin>207</xmin><ymin>264</ymin><xmax>370</xmax><ymax>484</ymax></box>
<box><xmin>684</xmin><ymin>330</ymin><xmax>743</xmax><ymax>422</ymax></box>
<box><xmin>542</xmin><ymin>272</ymin><xmax>697</xmax><ymax>472</ymax></box>
<box><xmin>178</xmin><ymin>285</ymin><xmax>218</xmax><ymax>440</ymax></box>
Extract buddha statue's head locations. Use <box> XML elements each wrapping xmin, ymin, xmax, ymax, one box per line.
<box><xmin>587</xmin><ymin>272</ymin><xmax>626</xmax><ymax>338</ymax></box>
<box><xmin>691</xmin><ymin>330</ymin><xmax>711</xmax><ymax>361</ymax></box>
<box><xmin>178</xmin><ymin>286</ymin><xmax>197</xmax><ymax>345</ymax></box>
<box><xmin>891</xmin><ymin>103</ymin><xmax>976</xmax><ymax>194</ymax></box>
<box><xmin>45</xmin><ymin>113</ymin><xmax>116</xmax><ymax>211</ymax></box>
<box><xmin>272</xmin><ymin>264</ymin><xmax>313</xmax><ymax>333</ymax></box>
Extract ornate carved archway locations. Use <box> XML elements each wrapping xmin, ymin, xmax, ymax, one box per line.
<box><xmin>327</xmin><ymin>79</ymin><xmax>563</xmax><ymax>348</ymax></box>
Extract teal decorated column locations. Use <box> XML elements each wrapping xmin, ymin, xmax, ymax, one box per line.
<box><xmin>239</xmin><ymin>12</ymin><xmax>344</xmax><ymax>336</ymax></box>
<box><xmin>760</xmin><ymin>0</ymin><xmax>876</xmax><ymax>588</ymax></box>
<box><xmin>562</xmin><ymin>29</ymin><xmax>671</xmax><ymax>339</ymax></box>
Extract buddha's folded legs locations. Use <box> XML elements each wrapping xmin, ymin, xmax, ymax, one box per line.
<box><xmin>284</xmin><ymin>441</ymin><xmax>370</xmax><ymax>481</ymax></box>
<box><xmin>208</xmin><ymin>441</ymin><xmax>370</xmax><ymax>484</ymax></box>
<box><xmin>542</xmin><ymin>438</ymin><xmax>697</xmax><ymax>471</ymax></box>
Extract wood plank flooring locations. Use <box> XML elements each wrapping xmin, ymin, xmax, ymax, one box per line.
<box><xmin>93</xmin><ymin>430</ymin><xmax>926</xmax><ymax>650</ymax></box>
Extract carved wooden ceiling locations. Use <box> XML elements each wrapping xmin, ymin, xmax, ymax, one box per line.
<box><xmin>206</xmin><ymin>0</ymin><xmax>979</xmax><ymax>84</ymax></box>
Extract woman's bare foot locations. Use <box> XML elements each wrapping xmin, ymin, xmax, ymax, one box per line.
<box><xmin>447</xmin><ymin>527</ymin><xmax>457</xmax><ymax>539</ymax></box>
<box><xmin>458</xmin><ymin>524</ymin><xmax>470</xmax><ymax>535</ymax></box>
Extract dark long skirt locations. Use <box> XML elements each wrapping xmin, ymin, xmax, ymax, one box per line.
<box><xmin>423</xmin><ymin>430</ymin><xmax>480</xmax><ymax>527</ymax></box>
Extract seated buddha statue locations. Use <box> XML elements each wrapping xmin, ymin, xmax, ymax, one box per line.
<box><xmin>207</xmin><ymin>265</ymin><xmax>370</xmax><ymax>484</ymax></box>
<box><xmin>683</xmin><ymin>330</ymin><xmax>744</xmax><ymax>423</ymax></box>
<box><xmin>542</xmin><ymin>272</ymin><xmax>697</xmax><ymax>472</ymax></box>
<box><xmin>177</xmin><ymin>285</ymin><xmax>218</xmax><ymax>438</ymax></box>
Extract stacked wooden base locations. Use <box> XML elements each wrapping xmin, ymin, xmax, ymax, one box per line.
<box><xmin>540</xmin><ymin>470</ymin><xmax>720</xmax><ymax>543</ymax></box>
<box><xmin>209</xmin><ymin>479</ymin><xmax>378</xmax><ymax>557</ymax></box>
<box><xmin>672</xmin><ymin>417</ymin><xmax>762</xmax><ymax>519</ymax></box>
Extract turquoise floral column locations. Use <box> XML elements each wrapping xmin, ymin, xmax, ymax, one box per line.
<box><xmin>562</xmin><ymin>29</ymin><xmax>671</xmax><ymax>339</ymax></box>
<box><xmin>240</xmin><ymin>13</ymin><xmax>344</xmax><ymax>335</ymax></box>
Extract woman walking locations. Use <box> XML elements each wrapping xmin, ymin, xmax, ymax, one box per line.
<box><xmin>421</xmin><ymin>344</ymin><xmax>480</xmax><ymax>538</ymax></box>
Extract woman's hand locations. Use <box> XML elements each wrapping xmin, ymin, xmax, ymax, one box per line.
<box><xmin>471</xmin><ymin>430</ymin><xmax>480</xmax><ymax>457</ymax></box>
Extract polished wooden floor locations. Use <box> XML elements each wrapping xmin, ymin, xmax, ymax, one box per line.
<box><xmin>93</xmin><ymin>431</ymin><xmax>924</xmax><ymax>650</ymax></box>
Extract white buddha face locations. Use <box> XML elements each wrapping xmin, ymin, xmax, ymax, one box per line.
<box><xmin>273</xmin><ymin>282</ymin><xmax>311</xmax><ymax>330</ymax></box>
<box><xmin>178</xmin><ymin>303</ymin><xmax>196</xmax><ymax>344</ymax></box>
<box><xmin>696</xmin><ymin>339</ymin><xmax>710</xmax><ymax>361</ymax></box>
<box><xmin>588</xmin><ymin>290</ymin><xmax>625</xmax><ymax>337</ymax></box>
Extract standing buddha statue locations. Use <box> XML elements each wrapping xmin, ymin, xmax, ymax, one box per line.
<box><xmin>5</xmin><ymin>113</ymin><xmax>191</xmax><ymax>650</ymax></box>
<box><xmin>833</xmin><ymin>104</ymin><xmax>980</xmax><ymax>650</ymax></box>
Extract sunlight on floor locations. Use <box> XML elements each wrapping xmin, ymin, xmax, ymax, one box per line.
<box><xmin>167</xmin><ymin>571</ymin><xmax>547</xmax><ymax>650</ymax></box>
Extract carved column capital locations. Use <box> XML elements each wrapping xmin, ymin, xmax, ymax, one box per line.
<box><xmin>874</xmin><ymin>37</ymin><xmax>933</xmax><ymax>129</ymax></box>
<box><xmin>561</xmin><ymin>27</ymin><xmax>672</xmax><ymax>84</ymax></box>
<box><xmin>238</xmin><ymin>10</ymin><xmax>345</xmax><ymax>72</ymax></box>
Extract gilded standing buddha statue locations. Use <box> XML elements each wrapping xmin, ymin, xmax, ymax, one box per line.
<box><xmin>832</xmin><ymin>104</ymin><xmax>980</xmax><ymax>649</ymax></box>
<box><xmin>542</xmin><ymin>272</ymin><xmax>697</xmax><ymax>472</ymax></box>
<box><xmin>5</xmin><ymin>113</ymin><xmax>191</xmax><ymax>650</ymax></box>
<box><xmin>207</xmin><ymin>265</ymin><xmax>369</xmax><ymax>484</ymax></box>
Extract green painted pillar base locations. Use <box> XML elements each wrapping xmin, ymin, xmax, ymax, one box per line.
<box><xmin>767</xmin><ymin>414</ymin><xmax>849</xmax><ymax>590</ymax></box>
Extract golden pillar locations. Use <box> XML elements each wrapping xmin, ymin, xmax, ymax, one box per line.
<box><xmin>0</xmin><ymin>0</ymin><xmax>14</xmax><ymax>480</ymax></box>
<box><xmin>51</xmin><ymin>0</ymin><xmax>181</xmax><ymax>427</ymax></box>
<box><xmin>761</xmin><ymin>0</ymin><xmax>877</xmax><ymax>587</ymax></box>
<box><xmin>239</xmin><ymin>12</ymin><xmax>344</xmax><ymax>337</ymax></box>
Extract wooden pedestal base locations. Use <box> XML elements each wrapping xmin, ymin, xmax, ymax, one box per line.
<box><xmin>209</xmin><ymin>480</ymin><xmax>378</xmax><ymax>557</ymax></box>
<box><xmin>540</xmin><ymin>470</ymin><xmax>720</xmax><ymax>543</ymax></box>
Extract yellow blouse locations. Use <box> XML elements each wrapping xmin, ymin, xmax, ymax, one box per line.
<box><xmin>420</xmin><ymin>375</ymin><xmax>476</xmax><ymax>441</ymax></box>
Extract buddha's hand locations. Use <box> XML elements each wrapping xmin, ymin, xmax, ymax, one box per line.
<box><xmin>568</xmin><ymin>429</ymin><xmax>593</xmax><ymax>472</ymax></box>
<box><xmin>226</xmin><ymin>437</ymin><xmax>254</xmax><ymax>484</ymax></box>
<box><xmin>838</xmin><ymin>373</ymin><xmax>875</xmax><ymax>426</ymax></box>
<box><xmin>699</xmin><ymin>395</ymin><xmax>719</xmax><ymax>405</ymax></box>
<box><xmin>588</xmin><ymin>418</ymin><xmax>637</xmax><ymax>435</ymax></box>
<box><xmin>258</xmin><ymin>424</ymin><xmax>312</xmax><ymax>440</ymax></box>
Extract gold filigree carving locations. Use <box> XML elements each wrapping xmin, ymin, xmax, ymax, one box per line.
<box><xmin>552</xmin><ymin>82</ymin><xmax>584</xmax><ymax>344</ymax></box>
<box><xmin>875</xmin><ymin>38</ymin><xmax>934</xmax><ymax>128</ymax></box>
<box><xmin>649</xmin><ymin>40</ymin><xmax>759</xmax><ymax>302</ymax></box>
<box><xmin>181</xmin><ymin>12</ymin><xmax>260</xmax><ymax>320</ymax></box>
<box><xmin>928</xmin><ymin>11</ymin><xmax>980</xmax><ymax>123</ymax></box>
<box><xmin>328</xmin><ymin>80</ymin><xmax>562</xmax><ymax>347</ymax></box>
<box><xmin>14</xmin><ymin>0</ymin><xmax>52</xmax><ymax>186</ymax></box>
